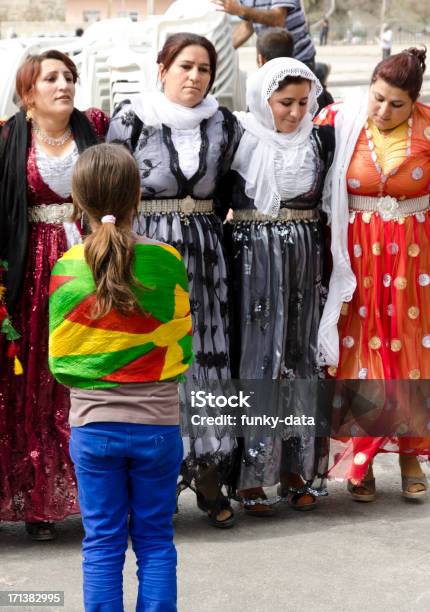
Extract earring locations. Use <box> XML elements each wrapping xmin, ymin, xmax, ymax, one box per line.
<box><xmin>25</xmin><ymin>107</ymin><xmax>33</xmax><ymax>122</ymax></box>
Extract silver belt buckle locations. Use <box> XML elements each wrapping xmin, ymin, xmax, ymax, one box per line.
<box><xmin>377</xmin><ymin>195</ymin><xmax>399</xmax><ymax>221</ymax></box>
<box><xmin>58</xmin><ymin>204</ymin><xmax>68</xmax><ymax>221</ymax></box>
<box><xmin>180</xmin><ymin>195</ymin><xmax>196</xmax><ymax>214</ymax></box>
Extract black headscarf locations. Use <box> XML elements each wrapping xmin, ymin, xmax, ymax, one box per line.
<box><xmin>0</xmin><ymin>108</ymin><xmax>101</xmax><ymax>313</ymax></box>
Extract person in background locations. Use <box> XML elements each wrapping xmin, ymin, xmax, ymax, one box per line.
<box><xmin>256</xmin><ymin>27</ymin><xmax>294</xmax><ymax>66</ymax></box>
<box><xmin>314</xmin><ymin>62</ymin><xmax>334</xmax><ymax>109</ymax></box>
<box><xmin>256</xmin><ymin>28</ymin><xmax>334</xmax><ymax>110</ymax></box>
<box><xmin>213</xmin><ymin>0</ymin><xmax>316</xmax><ymax>70</ymax></box>
<box><xmin>0</xmin><ymin>49</ymin><xmax>108</xmax><ymax>541</ymax></box>
<box><xmin>49</xmin><ymin>143</ymin><xmax>192</xmax><ymax>612</ymax></box>
<box><xmin>380</xmin><ymin>24</ymin><xmax>393</xmax><ymax>59</ymax></box>
<box><xmin>320</xmin><ymin>17</ymin><xmax>329</xmax><ymax>46</ymax></box>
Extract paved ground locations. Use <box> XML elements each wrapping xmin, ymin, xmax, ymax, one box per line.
<box><xmin>238</xmin><ymin>43</ymin><xmax>430</xmax><ymax>102</ymax></box>
<box><xmin>1</xmin><ymin>455</ymin><xmax>430</xmax><ymax>612</ymax></box>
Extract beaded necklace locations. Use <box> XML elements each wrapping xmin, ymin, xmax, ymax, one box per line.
<box><xmin>33</xmin><ymin>123</ymin><xmax>72</xmax><ymax>147</ymax></box>
<box><xmin>364</xmin><ymin>116</ymin><xmax>412</xmax><ymax>191</ymax></box>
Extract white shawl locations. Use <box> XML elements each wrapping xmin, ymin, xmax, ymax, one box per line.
<box><xmin>132</xmin><ymin>90</ymin><xmax>219</xmax><ymax>129</ymax></box>
<box><xmin>317</xmin><ymin>94</ymin><xmax>369</xmax><ymax>366</ymax></box>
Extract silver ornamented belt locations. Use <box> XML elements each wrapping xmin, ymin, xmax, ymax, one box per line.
<box><xmin>349</xmin><ymin>194</ymin><xmax>430</xmax><ymax>221</ymax></box>
<box><xmin>139</xmin><ymin>196</ymin><xmax>213</xmax><ymax>215</ymax></box>
<box><xmin>231</xmin><ymin>208</ymin><xmax>319</xmax><ymax>223</ymax></box>
<box><xmin>28</xmin><ymin>203</ymin><xmax>74</xmax><ymax>224</ymax></box>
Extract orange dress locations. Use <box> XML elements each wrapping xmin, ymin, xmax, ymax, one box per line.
<box><xmin>316</xmin><ymin>102</ymin><xmax>430</xmax><ymax>481</ymax></box>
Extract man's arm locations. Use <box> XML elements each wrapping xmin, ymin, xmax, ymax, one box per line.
<box><xmin>213</xmin><ymin>0</ymin><xmax>287</xmax><ymax>28</ymax></box>
<box><xmin>232</xmin><ymin>19</ymin><xmax>254</xmax><ymax>49</ymax></box>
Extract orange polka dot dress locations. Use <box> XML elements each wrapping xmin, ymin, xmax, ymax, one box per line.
<box><xmin>316</xmin><ymin>102</ymin><xmax>430</xmax><ymax>481</ymax></box>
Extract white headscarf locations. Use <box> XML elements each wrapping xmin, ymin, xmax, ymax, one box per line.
<box><xmin>232</xmin><ymin>57</ymin><xmax>323</xmax><ymax>217</ymax></box>
<box><xmin>132</xmin><ymin>90</ymin><xmax>219</xmax><ymax>130</ymax></box>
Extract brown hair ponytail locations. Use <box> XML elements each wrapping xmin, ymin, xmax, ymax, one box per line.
<box><xmin>71</xmin><ymin>143</ymin><xmax>142</xmax><ymax>318</ymax></box>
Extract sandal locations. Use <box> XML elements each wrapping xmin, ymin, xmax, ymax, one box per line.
<box><xmin>287</xmin><ymin>490</ymin><xmax>317</xmax><ymax>511</ymax></box>
<box><xmin>25</xmin><ymin>521</ymin><xmax>57</xmax><ymax>541</ymax></box>
<box><xmin>278</xmin><ymin>475</ymin><xmax>317</xmax><ymax>511</ymax></box>
<box><xmin>278</xmin><ymin>485</ymin><xmax>317</xmax><ymax>511</ymax></box>
<box><xmin>347</xmin><ymin>477</ymin><xmax>376</xmax><ymax>502</ymax></box>
<box><xmin>239</xmin><ymin>489</ymin><xmax>275</xmax><ymax>517</ymax></box>
<box><xmin>402</xmin><ymin>474</ymin><xmax>428</xmax><ymax>500</ymax></box>
<box><xmin>196</xmin><ymin>491</ymin><xmax>236</xmax><ymax>529</ymax></box>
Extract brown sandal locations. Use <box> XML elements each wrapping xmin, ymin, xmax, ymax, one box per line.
<box><xmin>287</xmin><ymin>490</ymin><xmax>317</xmax><ymax>511</ymax></box>
<box><xmin>347</xmin><ymin>478</ymin><xmax>376</xmax><ymax>502</ymax></box>
<box><xmin>278</xmin><ymin>474</ymin><xmax>317</xmax><ymax>511</ymax></box>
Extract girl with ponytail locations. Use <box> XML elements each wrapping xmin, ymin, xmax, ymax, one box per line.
<box><xmin>49</xmin><ymin>143</ymin><xmax>193</xmax><ymax>612</ymax></box>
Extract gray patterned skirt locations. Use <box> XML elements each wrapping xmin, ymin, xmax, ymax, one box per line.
<box><xmin>136</xmin><ymin>211</ymin><xmax>236</xmax><ymax>485</ymax></box>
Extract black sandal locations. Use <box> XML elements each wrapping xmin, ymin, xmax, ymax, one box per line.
<box><xmin>175</xmin><ymin>481</ymin><xmax>189</xmax><ymax>514</ymax></box>
<box><xmin>196</xmin><ymin>491</ymin><xmax>236</xmax><ymax>529</ymax></box>
<box><xmin>25</xmin><ymin>521</ymin><xmax>57</xmax><ymax>541</ymax></box>
<box><xmin>239</xmin><ymin>490</ymin><xmax>275</xmax><ymax>517</ymax></box>
<box><xmin>287</xmin><ymin>491</ymin><xmax>317</xmax><ymax>511</ymax></box>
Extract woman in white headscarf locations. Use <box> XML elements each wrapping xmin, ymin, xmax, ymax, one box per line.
<box><xmin>228</xmin><ymin>57</ymin><xmax>335</xmax><ymax>514</ymax></box>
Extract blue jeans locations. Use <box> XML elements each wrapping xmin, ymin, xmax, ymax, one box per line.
<box><xmin>70</xmin><ymin>423</ymin><xmax>183</xmax><ymax>612</ymax></box>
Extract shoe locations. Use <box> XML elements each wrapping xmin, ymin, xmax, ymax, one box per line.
<box><xmin>196</xmin><ymin>491</ymin><xmax>236</xmax><ymax>528</ymax></box>
<box><xmin>278</xmin><ymin>474</ymin><xmax>318</xmax><ymax>511</ymax></box>
<box><xmin>287</xmin><ymin>490</ymin><xmax>317</xmax><ymax>511</ymax></box>
<box><xmin>175</xmin><ymin>480</ymin><xmax>188</xmax><ymax>514</ymax></box>
<box><xmin>347</xmin><ymin>478</ymin><xmax>376</xmax><ymax>502</ymax></box>
<box><xmin>401</xmin><ymin>474</ymin><xmax>428</xmax><ymax>500</ymax></box>
<box><xmin>25</xmin><ymin>522</ymin><xmax>57</xmax><ymax>541</ymax></box>
<box><xmin>278</xmin><ymin>483</ymin><xmax>317</xmax><ymax>511</ymax></box>
<box><xmin>239</xmin><ymin>489</ymin><xmax>275</xmax><ymax>517</ymax></box>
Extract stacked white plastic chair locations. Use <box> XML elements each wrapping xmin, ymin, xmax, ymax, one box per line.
<box><xmin>0</xmin><ymin>2</ymin><xmax>246</xmax><ymax>119</ymax></box>
<box><xmin>160</xmin><ymin>0</ymin><xmax>246</xmax><ymax>111</ymax></box>
<box><xmin>73</xmin><ymin>19</ymin><xmax>138</xmax><ymax>113</ymax></box>
<box><xmin>106</xmin><ymin>1</ymin><xmax>246</xmax><ymax>112</ymax></box>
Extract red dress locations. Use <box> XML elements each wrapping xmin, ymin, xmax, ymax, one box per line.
<box><xmin>0</xmin><ymin>109</ymin><xmax>108</xmax><ymax>521</ymax></box>
<box><xmin>316</xmin><ymin>102</ymin><xmax>430</xmax><ymax>482</ymax></box>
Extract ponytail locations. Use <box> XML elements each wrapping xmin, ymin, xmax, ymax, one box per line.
<box><xmin>71</xmin><ymin>143</ymin><xmax>142</xmax><ymax>318</ymax></box>
<box><xmin>84</xmin><ymin>221</ymin><xmax>138</xmax><ymax>318</ymax></box>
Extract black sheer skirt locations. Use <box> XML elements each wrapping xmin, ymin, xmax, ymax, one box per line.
<box><xmin>230</xmin><ymin>216</ymin><xmax>329</xmax><ymax>503</ymax></box>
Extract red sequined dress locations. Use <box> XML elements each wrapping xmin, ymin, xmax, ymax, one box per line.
<box><xmin>0</xmin><ymin>109</ymin><xmax>108</xmax><ymax>521</ymax></box>
<box><xmin>316</xmin><ymin>102</ymin><xmax>430</xmax><ymax>482</ymax></box>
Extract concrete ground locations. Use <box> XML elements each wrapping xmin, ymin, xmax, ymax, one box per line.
<box><xmin>1</xmin><ymin>454</ymin><xmax>429</xmax><ymax>612</ymax></box>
